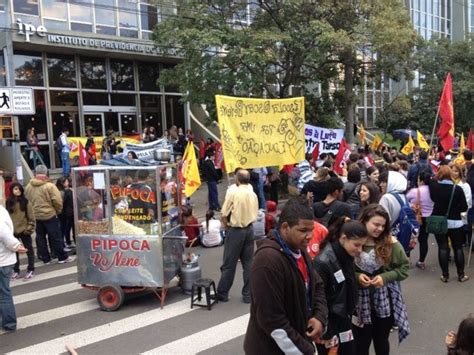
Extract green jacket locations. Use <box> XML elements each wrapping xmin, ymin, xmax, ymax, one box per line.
<box><xmin>355</xmin><ymin>238</ymin><xmax>409</xmax><ymax>284</ymax></box>
<box><xmin>9</xmin><ymin>201</ymin><xmax>35</xmax><ymax>236</ymax></box>
<box><xmin>25</xmin><ymin>176</ymin><xmax>63</xmax><ymax>221</ymax></box>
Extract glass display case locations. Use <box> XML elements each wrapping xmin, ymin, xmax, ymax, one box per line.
<box><xmin>71</xmin><ymin>164</ymin><xmax>185</xmax><ymax>288</ymax></box>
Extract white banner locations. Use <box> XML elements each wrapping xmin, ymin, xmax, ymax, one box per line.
<box><xmin>123</xmin><ymin>138</ymin><xmax>172</xmax><ymax>162</ymax></box>
<box><xmin>304</xmin><ymin>124</ymin><xmax>344</xmax><ymax>155</ymax></box>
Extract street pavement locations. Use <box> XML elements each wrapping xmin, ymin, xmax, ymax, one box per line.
<box><xmin>1</xmin><ymin>179</ymin><xmax>474</xmax><ymax>354</ymax></box>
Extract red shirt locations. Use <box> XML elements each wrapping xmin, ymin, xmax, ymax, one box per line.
<box><xmin>295</xmin><ymin>254</ymin><xmax>309</xmax><ymax>289</ymax></box>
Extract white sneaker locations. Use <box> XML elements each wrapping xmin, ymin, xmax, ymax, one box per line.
<box><xmin>64</xmin><ymin>247</ymin><xmax>72</xmax><ymax>252</ymax></box>
<box><xmin>58</xmin><ymin>256</ymin><xmax>75</xmax><ymax>264</ymax></box>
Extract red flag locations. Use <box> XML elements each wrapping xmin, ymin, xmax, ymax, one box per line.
<box><xmin>214</xmin><ymin>142</ymin><xmax>225</xmax><ymax>170</ymax></box>
<box><xmin>282</xmin><ymin>164</ymin><xmax>294</xmax><ymax>174</ymax></box>
<box><xmin>437</xmin><ymin>73</ymin><xmax>455</xmax><ymax>152</ymax></box>
<box><xmin>333</xmin><ymin>139</ymin><xmax>351</xmax><ymax>176</ymax></box>
<box><xmin>311</xmin><ymin>143</ymin><xmax>320</xmax><ymax>166</ymax></box>
<box><xmin>467</xmin><ymin>129</ymin><xmax>474</xmax><ymax>151</ymax></box>
<box><xmin>79</xmin><ymin>142</ymin><xmax>89</xmax><ymax>166</ymax></box>
<box><xmin>199</xmin><ymin>137</ymin><xmax>206</xmax><ymax>159</ymax></box>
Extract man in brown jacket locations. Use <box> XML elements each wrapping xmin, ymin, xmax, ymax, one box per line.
<box><xmin>244</xmin><ymin>196</ymin><xmax>328</xmax><ymax>355</ymax></box>
<box><xmin>25</xmin><ymin>165</ymin><xmax>74</xmax><ymax>264</ymax></box>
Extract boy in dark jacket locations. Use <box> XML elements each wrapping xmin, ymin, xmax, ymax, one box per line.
<box><xmin>244</xmin><ymin>196</ymin><xmax>328</xmax><ymax>355</ymax></box>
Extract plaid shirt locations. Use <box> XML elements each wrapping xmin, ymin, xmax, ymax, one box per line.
<box><xmin>356</xmin><ymin>281</ymin><xmax>410</xmax><ymax>343</ymax></box>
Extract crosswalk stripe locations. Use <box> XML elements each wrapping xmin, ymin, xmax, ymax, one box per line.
<box><xmin>16</xmin><ymin>300</ymin><xmax>97</xmax><ymax>330</ymax></box>
<box><xmin>13</xmin><ymin>282</ymin><xmax>81</xmax><ymax>305</ymax></box>
<box><xmin>142</xmin><ymin>313</ymin><xmax>250</xmax><ymax>354</ymax></box>
<box><xmin>8</xmin><ymin>298</ymin><xmax>196</xmax><ymax>355</ymax></box>
<box><xmin>11</xmin><ymin>266</ymin><xmax>77</xmax><ymax>288</ymax></box>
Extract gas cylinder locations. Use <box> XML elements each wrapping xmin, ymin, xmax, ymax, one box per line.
<box><xmin>180</xmin><ymin>260</ymin><xmax>201</xmax><ymax>294</ymax></box>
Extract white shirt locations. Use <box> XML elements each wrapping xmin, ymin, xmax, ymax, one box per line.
<box><xmin>0</xmin><ymin>205</ymin><xmax>21</xmax><ymax>267</ymax></box>
<box><xmin>201</xmin><ymin>219</ymin><xmax>222</xmax><ymax>247</ymax></box>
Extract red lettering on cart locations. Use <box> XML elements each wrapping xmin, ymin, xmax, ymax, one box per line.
<box><xmin>110</xmin><ymin>185</ymin><xmax>156</xmax><ymax>204</ymax></box>
<box><xmin>91</xmin><ymin>239</ymin><xmax>151</xmax><ymax>251</ymax></box>
<box><xmin>90</xmin><ymin>251</ymin><xmax>140</xmax><ymax>272</ymax></box>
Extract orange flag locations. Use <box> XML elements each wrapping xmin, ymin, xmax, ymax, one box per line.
<box><xmin>467</xmin><ymin>129</ymin><xmax>474</xmax><ymax>151</ymax></box>
<box><xmin>437</xmin><ymin>73</ymin><xmax>454</xmax><ymax>152</ymax></box>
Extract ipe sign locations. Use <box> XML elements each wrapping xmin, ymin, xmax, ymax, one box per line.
<box><xmin>16</xmin><ymin>18</ymin><xmax>47</xmax><ymax>42</ymax></box>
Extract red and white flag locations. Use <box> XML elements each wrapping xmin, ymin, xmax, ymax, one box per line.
<box><xmin>214</xmin><ymin>141</ymin><xmax>225</xmax><ymax>170</ymax></box>
<box><xmin>79</xmin><ymin>142</ymin><xmax>89</xmax><ymax>166</ymax></box>
<box><xmin>333</xmin><ymin>139</ymin><xmax>351</xmax><ymax>176</ymax></box>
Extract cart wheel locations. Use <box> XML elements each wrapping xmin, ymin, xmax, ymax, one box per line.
<box><xmin>97</xmin><ymin>284</ymin><xmax>124</xmax><ymax>312</ymax></box>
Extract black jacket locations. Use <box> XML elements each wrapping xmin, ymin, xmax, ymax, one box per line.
<box><xmin>59</xmin><ymin>189</ymin><xmax>74</xmax><ymax>218</ymax></box>
<box><xmin>244</xmin><ymin>234</ymin><xmax>328</xmax><ymax>355</ymax></box>
<box><xmin>466</xmin><ymin>164</ymin><xmax>474</xmax><ymax>193</ymax></box>
<box><xmin>313</xmin><ymin>242</ymin><xmax>357</xmax><ymax>340</ymax></box>
<box><xmin>302</xmin><ymin>180</ymin><xmax>328</xmax><ymax>203</ymax></box>
<box><xmin>201</xmin><ymin>159</ymin><xmax>219</xmax><ymax>182</ymax></box>
<box><xmin>429</xmin><ymin>182</ymin><xmax>468</xmax><ymax>220</ymax></box>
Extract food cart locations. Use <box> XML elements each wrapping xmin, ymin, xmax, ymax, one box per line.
<box><xmin>71</xmin><ymin>164</ymin><xmax>187</xmax><ymax>311</ymax></box>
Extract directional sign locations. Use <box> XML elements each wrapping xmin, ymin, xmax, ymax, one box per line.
<box><xmin>0</xmin><ymin>87</ymin><xmax>35</xmax><ymax>115</ymax></box>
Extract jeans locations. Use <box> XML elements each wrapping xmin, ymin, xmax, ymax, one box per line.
<box><xmin>435</xmin><ymin>227</ymin><xmax>465</xmax><ymax>278</ymax></box>
<box><xmin>0</xmin><ymin>265</ymin><xmax>17</xmax><ymax>331</ymax></box>
<box><xmin>61</xmin><ymin>150</ymin><xmax>70</xmax><ymax>177</ymax></box>
<box><xmin>418</xmin><ymin>218</ymin><xmax>429</xmax><ymax>262</ymax></box>
<box><xmin>36</xmin><ymin>217</ymin><xmax>68</xmax><ymax>263</ymax></box>
<box><xmin>207</xmin><ymin>181</ymin><xmax>220</xmax><ymax>210</ymax></box>
<box><xmin>14</xmin><ymin>234</ymin><xmax>35</xmax><ymax>273</ymax></box>
<box><xmin>465</xmin><ymin>208</ymin><xmax>474</xmax><ymax>247</ymax></box>
<box><xmin>217</xmin><ymin>225</ymin><xmax>254</xmax><ymax>300</ymax></box>
<box><xmin>59</xmin><ymin>215</ymin><xmax>74</xmax><ymax>246</ymax></box>
<box><xmin>353</xmin><ymin>313</ymin><xmax>393</xmax><ymax>355</ymax></box>
<box><xmin>258</xmin><ymin>180</ymin><xmax>266</xmax><ymax>209</ymax></box>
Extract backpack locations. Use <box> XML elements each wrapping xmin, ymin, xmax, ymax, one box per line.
<box><xmin>390</xmin><ymin>193</ymin><xmax>420</xmax><ymax>253</ymax></box>
<box><xmin>56</xmin><ymin>135</ymin><xmax>64</xmax><ymax>152</ymax></box>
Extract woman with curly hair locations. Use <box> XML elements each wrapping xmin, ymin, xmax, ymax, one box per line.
<box><xmin>353</xmin><ymin>204</ymin><xmax>410</xmax><ymax>355</ymax></box>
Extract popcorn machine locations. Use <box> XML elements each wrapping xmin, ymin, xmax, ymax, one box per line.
<box><xmin>71</xmin><ymin>164</ymin><xmax>187</xmax><ymax>311</ymax></box>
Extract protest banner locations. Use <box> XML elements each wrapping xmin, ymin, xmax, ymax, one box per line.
<box><xmin>68</xmin><ymin>135</ymin><xmax>141</xmax><ymax>160</ymax></box>
<box><xmin>304</xmin><ymin>124</ymin><xmax>344</xmax><ymax>155</ymax></box>
<box><xmin>215</xmin><ymin>95</ymin><xmax>305</xmax><ymax>172</ymax></box>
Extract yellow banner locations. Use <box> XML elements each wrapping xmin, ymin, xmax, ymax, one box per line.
<box><xmin>182</xmin><ymin>142</ymin><xmax>201</xmax><ymax>197</ymax></box>
<box><xmin>460</xmin><ymin>132</ymin><xmax>465</xmax><ymax>152</ymax></box>
<box><xmin>68</xmin><ymin>135</ymin><xmax>141</xmax><ymax>159</ymax></box>
<box><xmin>371</xmin><ymin>134</ymin><xmax>383</xmax><ymax>151</ymax></box>
<box><xmin>401</xmin><ymin>135</ymin><xmax>415</xmax><ymax>155</ymax></box>
<box><xmin>416</xmin><ymin>130</ymin><xmax>430</xmax><ymax>151</ymax></box>
<box><xmin>215</xmin><ymin>95</ymin><xmax>305</xmax><ymax>172</ymax></box>
<box><xmin>359</xmin><ymin>124</ymin><xmax>366</xmax><ymax>146</ymax></box>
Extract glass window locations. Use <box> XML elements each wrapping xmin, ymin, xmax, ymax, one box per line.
<box><xmin>162</xmin><ymin>63</ymin><xmax>179</xmax><ymax>92</ymax></box>
<box><xmin>83</xmin><ymin>92</ymin><xmax>108</xmax><ymax>105</ymax></box>
<box><xmin>96</xmin><ymin>25</ymin><xmax>116</xmax><ymax>36</ymax></box>
<box><xmin>95</xmin><ymin>0</ymin><xmax>116</xmax><ymax>26</ymax></box>
<box><xmin>70</xmin><ymin>0</ymin><xmax>93</xmax><ymax>23</ymax></box>
<box><xmin>111</xmin><ymin>93</ymin><xmax>135</xmax><ymax>106</ymax></box>
<box><xmin>118</xmin><ymin>0</ymin><xmax>138</xmax><ymax>28</ymax></box>
<box><xmin>0</xmin><ymin>0</ymin><xmax>4</xmax><ymax>11</ymax></box>
<box><xmin>44</xmin><ymin>19</ymin><xmax>68</xmax><ymax>30</ymax></box>
<box><xmin>42</xmin><ymin>0</ymin><xmax>66</xmax><ymax>18</ymax></box>
<box><xmin>140</xmin><ymin>94</ymin><xmax>162</xmax><ymax>136</ymax></box>
<box><xmin>80</xmin><ymin>57</ymin><xmax>106</xmax><ymax>89</ymax></box>
<box><xmin>111</xmin><ymin>60</ymin><xmax>135</xmax><ymax>90</ymax></box>
<box><xmin>138</xmin><ymin>62</ymin><xmax>160</xmax><ymax>91</ymax></box>
<box><xmin>52</xmin><ymin>111</ymin><xmax>80</xmax><ymax>139</ymax></box>
<box><xmin>120</xmin><ymin>29</ymin><xmax>138</xmax><ymax>38</ymax></box>
<box><xmin>14</xmin><ymin>51</ymin><xmax>43</xmax><ymax>86</ymax></box>
<box><xmin>13</xmin><ymin>0</ymin><xmax>38</xmax><ymax>15</ymax></box>
<box><xmin>50</xmin><ymin>91</ymin><xmax>78</xmax><ymax>106</ymax></box>
<box><xmin>71</xmin><ymin>22</ymin><xmax>93</xmax><ymax>32</ymax></box>
<box><xmin>140</xmin><ymin>3</ymin><xmax>158</xmax><ymax>31</ymax></box>
<box><xmin>47</xmin><ymin>54</ymin><xmax>76</xmax><ymax>88</ymax></box>
<box><xmin>164</xmin><ymin>95</ymin><xmax>184</xmax><ymax>130</ymax></box>
<box><xmin>0</xmin><ymin>54</ymin><xmax>6</xmax><ymax>87</ymax></box>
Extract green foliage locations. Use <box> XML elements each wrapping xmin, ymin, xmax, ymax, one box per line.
<box><xmin>154</xmin><ymin>0</ymin><xmax>417</xmax><ymax>142</ymax></box>
<box><xmin>411</xmin><ymin>38</ymin><xmax>474</xmax><ymax>135</ymax></box>
<box><xmin>378</xmin><ymin>95</ymin><xmax>413</xmax><ymax>134</ymax></box>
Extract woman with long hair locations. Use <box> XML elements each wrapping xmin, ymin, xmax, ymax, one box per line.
<box><xmin>313</xmin><ymin>218</ymin><xmax>368</xmax><ymax>354</ymax></box>
<box><xmin>406</xmin><ymin>169</ymin><xmax>434</xmax><ymax>270</ymax></box>
<box><xmin>429</xmin><ymin>165</ymin><xmax>469</xmax><ymax>282</ymax></box>
<box><xmin>358</xmin><ymin>181</ymin><xmax>381</xmax><ymax>208</ymax></box>
<box><xmin>6</xmin><ymin>183</ymin><xmax>36</xmax><ymax>280</ymax></box>
<box><xmin>353</xmin><ymin>204</ymin><xmax>410</xmax><ymax>355</ymax></box>
<box><xmin>56</xmin><ymin>177</ymin><xmax>75</xmax><ymax>250</ymax></box>
<box><xmin>450</xmin><ymin>163</ymin><xmax>473</xmax><ymax>246</ymax></box>
<box><xmin>446</xmin><ymin>315</ymin><xmax>474</xmax><ymax>355</ymax></box>
<box><xmin>200</xmin><ymin>210</ymin><xmax>223</xmax><ymax>247</ymax></box>
<box><xmin>366</xmin><ymin>166</ymin><xmax>380</xmax><ymax>184</ymax></box>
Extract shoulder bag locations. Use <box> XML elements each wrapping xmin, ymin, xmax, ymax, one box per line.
<box><xmin>425</xmin><ymin>185</ymin><xmax>455</xmax><ymax>235</ymax></box>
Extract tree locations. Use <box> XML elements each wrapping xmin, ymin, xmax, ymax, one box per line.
<box><xmin>378</xmin><ymin>95</ymin><xmax>413</xmax><ymax>135</ymax></box>
<box><xmin>410</xmin><ymin>38</ymin><xmax>474</xmax><ymax>136</ymax></box>
<box><xmin>154</xmin><ymin>0</ymin><xmax>417</xmax><ymax>143</ymax></box>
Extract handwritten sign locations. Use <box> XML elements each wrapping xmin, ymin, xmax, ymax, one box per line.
<box><xmin>304</xmin><ymin>124</ymin><xmax>344</xmax><ymax>155</ymax></box>
<box><xmin>215</xmin><ymin>95</ymin><xmax>305</xmax><ymax>171</ymax></box>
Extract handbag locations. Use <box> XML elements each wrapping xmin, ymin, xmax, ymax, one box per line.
<box><xmin>426</xmin><ymin>185</ymin><xmax>455</xmax><ymax>235</ymax></box>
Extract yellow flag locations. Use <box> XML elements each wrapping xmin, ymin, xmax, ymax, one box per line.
<box><xmin>371</xmin><ymin>134</ymin><xmax>382</xmax><ymax>151</ymax></box>
<box><xmin>460</xmin><ymin>133</ymin><xmax>466</xmax><ymax>152</ymax></box>
<box><xmin>416</xmin><ymin>130</ymin><xmax>430</xmax><ymax>151</ymax></box>
<box><xmin>401</xmin><ymin>135</ymin><xmax>415</xmax><ymax>155</ymax></box>
<box><xmin>359</xmin><ymin>124</ymin><xmax>366</xmax><ymax>145</ymax></box>
<box><xmin>182</xmin><ymin>142</ymin><xmax>201</xmax><ymax>197</ymax></box>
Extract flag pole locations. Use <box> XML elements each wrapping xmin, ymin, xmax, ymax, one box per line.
<box><xmin>429</xmin><ymin>104</ymin><xmax>441</xmax><ymax>154</ymax></box>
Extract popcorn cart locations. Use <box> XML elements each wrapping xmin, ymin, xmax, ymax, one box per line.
<box><xmin>71</xmin><ymin>164</ymin><xmax>186</xmax><ymax>311</ymax></box>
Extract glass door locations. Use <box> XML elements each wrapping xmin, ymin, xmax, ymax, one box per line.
<box><xmin>84</xmin><ymin>113</ymin><xmax>105</xmax><ymax>136</ymax></box>
<box><xmin>119</xmin><ymin>113</ymin><xmax>137</xmax><ymax>136</ymax></box>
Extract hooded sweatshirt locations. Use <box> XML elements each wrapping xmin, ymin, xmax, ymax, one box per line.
<box><xmin>379</xmin><ymin>171</ymin><xmax>408</xmax><ymax>226</ymax></box>
<box><xmin>0</xmin><ymin>205</ymin><xmax>21</xmax><ymax>267</ymax></box>
<box><xmin>25</xmin><ymin>175</ymin><xmax>63</xmax><ymax>221</ymax></box>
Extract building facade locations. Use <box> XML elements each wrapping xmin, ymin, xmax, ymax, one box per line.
<box><xmin>0</xmin><ymin>0</ymin><xmax>186</xmax><ymax>171</ymax></box>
